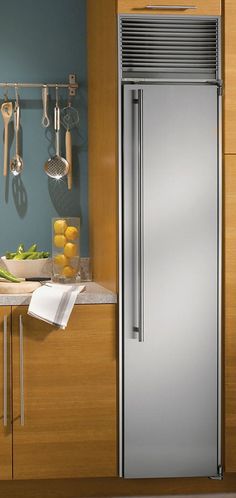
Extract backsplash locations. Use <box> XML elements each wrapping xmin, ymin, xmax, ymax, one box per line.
<box><xmin>0</xmin><ymin>0</ymin><xmax>88</xmax><ymax>257</ymax></box>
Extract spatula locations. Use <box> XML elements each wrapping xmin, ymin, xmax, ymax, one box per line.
<box><xmin>1</xmin><ymin>101</ymin><xmax>13</xmax><ymax>176</ymax></box>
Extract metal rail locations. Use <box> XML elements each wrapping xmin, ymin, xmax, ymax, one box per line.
<box><xmin>0</xmin><ymin>74</ymin><xmax>78</xmax><ymax>96</ymax></box>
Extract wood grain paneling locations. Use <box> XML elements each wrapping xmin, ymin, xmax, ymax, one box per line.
<box><xmin>0</xmin><ymin>307</ymin><xmax>12</xmax><ymax>480</ymax></box>
<box><xmin>1</xmin><ymin>473</ymin><xmax>236</xmax><ymax>498</ymax></box>
<box><xmin>225</xmin><ymin>155</ymin><xmax>236</xmax><ymax>471</ymax></box>
<box><xmin>12</xmin><ymin>305</ymin><xmax>117</xmax><ymax>480</ymax></box>
<box><xmin>88</xmin><ymin>0</ymin><xmax>118</xmax><ymax>292</ymax></box>
<box><xmin>224</xmin><ymin>0</ymin><xmax>236</xmax><ymax>153</ymax></box>
<box><xmin>118</xmin><ymin>0</ymin><xmax>221</xmax><ymax>15</ymax></box>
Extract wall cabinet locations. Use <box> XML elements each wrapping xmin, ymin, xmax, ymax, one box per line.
<box><xmin>117</xmin><ymin>0</ymin><xmax>221</xmax><ymax>15</ymax></box>
<box><xmin>0</xmin><ymin>304</ymin><xmax>117</xmax><ymax>480</ymax></box>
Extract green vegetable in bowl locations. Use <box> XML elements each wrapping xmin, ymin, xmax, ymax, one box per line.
<box><xmin>27</xmin><ymin>251</ymin><xmax>49</xmax><ymax>259</ymax></box>
<box><xmin>27</xmin><ymin>243</ymin><xmax>37</xmax><ymax>252</ymax></box>
<box><xmin>5</xmin><ymin>244</ymin><xmax>49</xmax><ymax>260</ymax></box>
<box><xmin>0</xmin><ymin>268</ymin><xmax>21</xmax><ymax>283</ymax></box>
<box><xmin>14</xmin><ymin>251</ymin><xmax>49</xmax><ymax>260</ymax></box>
<box><xmin>16</xmin><ymin>243</ymin><xmax>24</xmax><ymax>254</ymax></box>
<box><xmin>5</xmin><ymin>252</ymin><xmax>16</xmax><ymax>260</ymax></box>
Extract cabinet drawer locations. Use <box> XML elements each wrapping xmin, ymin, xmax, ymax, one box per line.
<box><xmin>117</xmin><ymin>0</ymin><xmax>221</xmax><ymax>16</ymax></box>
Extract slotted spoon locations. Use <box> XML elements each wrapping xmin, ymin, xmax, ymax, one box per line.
<box><xmin>44</xmin><ymin>89</ymin><xmax>69</xmax><ymax>179</ymax></box>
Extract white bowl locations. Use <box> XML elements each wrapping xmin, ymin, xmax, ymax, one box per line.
<box><xmin>1</xmin><ymin>256</ymin><xmax>52</xmax><ymax>279</ymax></box>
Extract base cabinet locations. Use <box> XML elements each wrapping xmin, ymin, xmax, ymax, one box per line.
<box><xmin>0</xmin><ymin>304</ymin><xmax>117</xmax><ymax>480</ymax></box>
<box><xmin>0</xmin><ymin>308</ymin><xmax>12</xmax><ymax>480</ymax></box>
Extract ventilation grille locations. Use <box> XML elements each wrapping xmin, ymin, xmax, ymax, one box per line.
<box><xmin>120</xmin><ymin>16</ymin><xmax>220</xmax><ymax>81</ymax></box>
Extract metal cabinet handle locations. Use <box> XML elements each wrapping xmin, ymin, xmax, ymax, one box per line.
<box><xmin>145</xmin><ymin>5</ymin><xmax>197</xmax><ymax>10</ymax></box>
<box><xmin>3</xmin><ymin>315</ymin><xmax>8</xmax><ymax>427</ymax></box>
<box><xmin>19</xmin><ymin>315</ymin><xmax>24</xmax><ymax>426</ymax></box>
<box><xmin>137</xmin><ymin>89</ymin><xmax>144</xmax><ymax>343</ymax></box>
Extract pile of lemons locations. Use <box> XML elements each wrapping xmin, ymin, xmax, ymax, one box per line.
<box><xmin>53</xmin><ymin>219</ymin><xmax>79</xmax><ymax>278</ymax></box>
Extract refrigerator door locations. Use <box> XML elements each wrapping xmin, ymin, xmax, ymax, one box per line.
<box><xmin>122</xmin><ymin>84</ymin><xmax>220</xmax><ymax>478</ymax></box>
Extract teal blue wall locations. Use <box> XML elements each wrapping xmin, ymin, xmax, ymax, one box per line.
<box><xmin>0</xmin><ymin>0</ymin><xmax>88</xmax><ymax>256</ymax></box>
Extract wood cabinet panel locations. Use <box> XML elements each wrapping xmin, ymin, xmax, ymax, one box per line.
<box><xmin>0</xmin><ymin>308</ymin><xmax>12</xmax><ymax>480</ymax></box>
<box><xmin>87</xmin><ymin>0</ymin><xmax>118</xmax><ymax>292</ymax></box>
<box><xmin>117</xmin><ymin>0</ymin><xmax>221</xmax><ymax>15</ymax></box>
<box><xmin>224</xmin><ymin>0</ymin><xmax>236</xmax><ymax>153</ymax></box>
<box><xmin>225</xmin><ymin>155</ymin><xmax>236</xmax><ymax>471</ymax></box>
<box><xmin>12</xmin><ymin>304</ymin><xmax>117</xmax><ymax>480</ymax></box>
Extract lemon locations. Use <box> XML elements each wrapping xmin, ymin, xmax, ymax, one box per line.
<box><xmin>54</xmin><ymin>254</ymin><xmax>69</xmax><ymax>267</ymax></box>
<box><xmin>54</xmin><ymin>219</ymin><xmax>67</xmax><ymax>234</ymax></box>
<box><xmin>62</xmin><ymin>265</ymin><xmax>77</xmax><ymax>278</ymax></box>
<box><xmin>65</xmin><ymin>226</ymin><xmax>79</xmax><ymax>241</ymax></box>
<box><xmin>54</xmin><ymin>235</ymin><xmax>67</xmax><ymax>248</ymax></box>
<box><xmin>64</xmin><ymin>242</ymin><xmax>77</xmax><ymax>258</ymax></box>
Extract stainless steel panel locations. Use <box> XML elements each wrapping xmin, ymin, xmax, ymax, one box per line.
<box><xmin>123</xmin><ymin>84</ymin><xmax>219</xmax><ymax>478</ymax></box>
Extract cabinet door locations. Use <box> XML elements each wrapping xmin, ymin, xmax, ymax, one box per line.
<box><xmin>0</xmin><ymin>307</ymin><xmax>12</xmax><ymax>480</ymax></box>
<box><xmin>12</xmin><ymin>304</ymin><xmax>117</xmax><ymax>480</ymax></box>
<box><xmin>225</xmin><ymin>155</ymin><xmax>236</xmax><ymax>471</ymax></box>
<box><xmin>225</xmin><ymin>1</ymin><xmax>236</xmax><ymax>153</ymax></box>
<box><xmin>117</xmin><ymin>0</ymin><xmax>221</xmax><ymax>15</ymax></box>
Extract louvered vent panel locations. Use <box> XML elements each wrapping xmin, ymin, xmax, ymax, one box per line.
<box><xmin>120</xmin><ymin>16</ymin><xmax>220</xmax><ymax>81</ymax></box>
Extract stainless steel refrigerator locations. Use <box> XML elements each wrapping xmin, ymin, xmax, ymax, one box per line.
<box><xmin>119</xmin><ymin>15</ymin><xmax>222</xmax><ymax>479</ymax></box>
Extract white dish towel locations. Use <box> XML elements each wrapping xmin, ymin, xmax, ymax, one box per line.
<box><xmin>28</xmin><ymin>282</ymin><xmax>85</xmax><ymax>329</ymax></box>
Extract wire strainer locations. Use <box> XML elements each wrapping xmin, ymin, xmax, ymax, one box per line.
<box><xmin>61</xmin><ymin>92</ymin><xmax>79</xmax><ymax>131</ymax></box>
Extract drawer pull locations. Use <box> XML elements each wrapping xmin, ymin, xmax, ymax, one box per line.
<box><xmin>3</xmin><ymin>316</ymin><xmax>7</xmax><ymax>427</ymax></box>
<box><xmin>19</xmin><ymin>315</ymin><xmax>24</xmax><ymax>426</ymax></box>
<box><xmin>145</xmin><ymin>5</ymin><xmax>197</xmax><ymax>10</ymax></box>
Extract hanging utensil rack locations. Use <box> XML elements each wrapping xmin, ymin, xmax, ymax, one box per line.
<box><xmin>0</xmin><ymin>74</ymin><xmax>78</xmax><ymax>96</ymax></box>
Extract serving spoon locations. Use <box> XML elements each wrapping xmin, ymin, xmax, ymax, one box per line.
<box><xmin>1</xmin><ymin>100</ymin><xmax>13</xmax><ymax>176</ymax></box>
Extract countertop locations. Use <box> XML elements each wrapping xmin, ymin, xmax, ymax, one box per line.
<box><xmin>0</xmin><ymin>282</ymin><xmax>117</xmax><ymax>306</ymax></box>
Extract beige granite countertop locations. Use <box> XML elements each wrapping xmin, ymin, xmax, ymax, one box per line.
<box><xmin>0</xmin><ymin>282</ymin><xmax>117</xmax><ymax>306</ymax></box>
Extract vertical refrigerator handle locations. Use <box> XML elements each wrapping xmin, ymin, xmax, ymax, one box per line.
<box><xmin>137</xmin><ymin>89</ymin><xmax>144</xmax><ymax>343</ymax></box>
